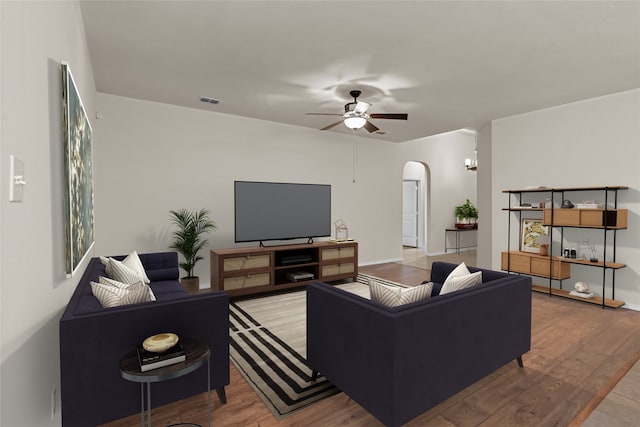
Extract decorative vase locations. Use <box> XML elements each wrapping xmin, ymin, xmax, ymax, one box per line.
<box><xmin>589</xmin><ymin>248</ymin><xmax>598</xmax><ymax>263</ymax></box>
<box><xmin>540</xmin><ymin>244</ymin><xmax>549</xmax><ymax>256</ymax></box>
<box><xmin>181</xmin><ymin>277</ymin><xmax>200</xmax><ymax>294</ymax></box>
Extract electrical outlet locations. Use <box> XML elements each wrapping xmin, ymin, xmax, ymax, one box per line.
<box><xmin>51</xmin><ymin>387</ymin><xmax>56</xmax><ymax>421</ymax></box>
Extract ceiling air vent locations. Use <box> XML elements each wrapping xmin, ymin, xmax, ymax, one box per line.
<box><xmin>199</xmin><ymin>96</ymin><xmax>220</xmax><ymax>105</ymax></box>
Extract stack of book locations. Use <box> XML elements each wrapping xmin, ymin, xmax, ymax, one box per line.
<box><xmin>137</xmin><ymin>343</ymin><xmax>185</xmax><ymax>372</ymax></box>
<box><xmin>569</xmin><ymin>290</ymin><xmax>594</xmax><ymax>299</ymax></box>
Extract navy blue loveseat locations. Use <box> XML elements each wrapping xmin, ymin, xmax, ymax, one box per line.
<box><xmin>307</xmin><ymin>262</ymin><xmax>531</xmax><ymax>427</ymax></box>
<box><xmin>59</xmin><ymin>252</ymin><xmax>229</xmax><ymax>427</ymax></box>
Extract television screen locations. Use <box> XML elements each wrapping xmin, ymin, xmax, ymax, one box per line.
<box><xmin>234</xmin><ymin>181</ymin><xmax>331</xmax><ymax>243</ymax></box>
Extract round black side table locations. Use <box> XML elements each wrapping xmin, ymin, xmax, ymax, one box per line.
<box><xmin>120</xmin><ymin>337</ymin><xmax>211</xmax><ymax>427</ymax></box>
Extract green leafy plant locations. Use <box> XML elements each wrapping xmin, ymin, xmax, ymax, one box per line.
<box><xmin>169</xmin><ymin>208</ymin><xmax>216</xmax><ymax>278</ymax></box>
<box><xmin>454</xmin><ymin>199</ymin><xmax>479</xmax><ymax>221</ymax></box>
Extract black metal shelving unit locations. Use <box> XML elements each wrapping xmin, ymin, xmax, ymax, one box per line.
<box><xmin>502</xmin><ymin>186</ymin><xmax>628</xmax><ymax>309</ymax></box>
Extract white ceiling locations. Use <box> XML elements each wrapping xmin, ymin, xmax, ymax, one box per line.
<box><xmin>80</xmin><ymin>1</ymin><xmax>640</xmax><ymax>142</ymax></box>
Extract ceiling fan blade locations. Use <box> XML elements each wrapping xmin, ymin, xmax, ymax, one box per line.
<box><xmin>369</xmin><ymin>113</ymin><xmax>408</xmax><ymax>120</ymax></box>
<box><xmin>364</xmin><ymin>120</ymin><xmax>379</xmax><ymax>133</ymax></box>
<box><xmin>320</xmin><ymin>121</ymin><xmax>343</xmax><ymax>131</ymax></box>
<box><xmin>354</xmin><ymin>101</ymin><xmax>371</xmax><ymax>114</ymax></box>
<box><xmin>306</xmin><ymin>113</ymin><xmax>343</xmax><ymax>116</ymax></box>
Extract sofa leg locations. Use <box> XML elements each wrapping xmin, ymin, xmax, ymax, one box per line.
<box><xmin>310</xmin><ymin>370</ymin><xmax>319</xmax><ymax>381</ymax></box>
<box><xmin>216</xmin><ymin>387</ymin><xmax>227</xmax><ymax>404</ymax></box>
<box><xmin>516</xmin><ymin>356</ymin><xmax>524</xmax><ymax>368</ymax></box>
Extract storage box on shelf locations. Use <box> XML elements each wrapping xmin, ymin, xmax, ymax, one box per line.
<box><xmin>211</xmin><ymin>241</ymin><xmax>358</xmax><ymax>297</ymax></box>
<box><xmin>543</xmin><ymin>208</ymin><xmax>627</xmax><ymax>228</ymax></box>
<box><xmin>502</xmin><ymin>186</ymin><xmax>628</xmax><ymax>309</ymax></box>
<box><xmin>501</xmin><ymin>251</ymin><xmax>570</xmax><ymax>279</ymax></box>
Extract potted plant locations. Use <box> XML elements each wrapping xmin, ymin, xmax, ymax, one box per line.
<box><xmin>169</xmin><ymin>208</ymin><xmax>216</xmax><ymax>294</ymax></box>
<box><xmin>454</xmin><ymin>199</ymin><xmax>479</xmax><ymax>228</ymax></box>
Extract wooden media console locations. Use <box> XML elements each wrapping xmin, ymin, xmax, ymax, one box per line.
<box><xmin>210</xmin><ymin>241</ymin><xmax>358</xmax><ymax>297</ymax></box>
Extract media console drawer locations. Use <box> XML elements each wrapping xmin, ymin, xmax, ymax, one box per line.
<box><xmin>223</xmin><ymin>254</ymin><xmax>271</xmax><ymax>271</ymax></box>
<box><xmin>321</xmin><ymin>247</ymin><xmax>355</xmax><ymax>261</ymax></box>
<box><xmin>224</xmin><ymin>272</ymin><xmax>271</xmax><ymax>290</ymax></box>
<box><xmin>321</xmin><ymin>262</ymin><xmax>355</xmax><ymax>277</ymax></box>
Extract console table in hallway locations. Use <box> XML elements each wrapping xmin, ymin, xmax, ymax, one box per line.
<box><xmin>444</xmin><ymin>227</ymin><xmax>478</xmax><ymax>254</ymax></box>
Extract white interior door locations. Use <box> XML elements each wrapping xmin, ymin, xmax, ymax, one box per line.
<box><xmin>402</xmin><ymin>180</ymin><xmax>419</xmax><ymax>247</ymax></box>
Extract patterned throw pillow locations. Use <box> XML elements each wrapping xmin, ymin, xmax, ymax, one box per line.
<box><xmin>101</xmin><ymin>251</ymin><xmax>151</xmax><ymax>284</ymax></box>
<box><xmin>106</xmin><ymin>258</ymin><xmax>147</xmax><ymax>285</ymax></box>
<box><xmin>99</xmin><ymin>276</ymin><xmax>156</xmax><ymax>301</ymax></box>
<box><xmin>369</xmin><ymin>279</ymin><xmax>433</xmax><ymax>307</ymax></box>
<box><xmin>120</xmin><ymin>282</ymin><xmax>154</xmax><ymax>305</ymax></box>
<box><xmin>440</xmin><ymin>262</ymin><xmax>483</xmax><ymax>295</ymax></box>
<box><xmin>91</xmin><ymin>277</ymin><xmax>155</xmax><ymax>308</ymax></box>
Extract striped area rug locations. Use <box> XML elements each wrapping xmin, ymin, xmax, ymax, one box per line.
<box><xmin>228</xmin><ymin>274</ymin><xmax>403</xmax><ymax>418</ymax></box>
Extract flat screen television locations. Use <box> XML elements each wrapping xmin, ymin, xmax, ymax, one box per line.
<box><xmin>234</xmin><ymin>181</ymin><xmax>331</xmax><ymax>244</ymax></box>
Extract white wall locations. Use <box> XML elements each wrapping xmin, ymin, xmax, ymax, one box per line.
<box><xmin>92</xmin><ymin>94</ymin><xmax>405</xmax><ymax>281</ymax></box>
<box><xmin>93</xmin><ymin>95</ymin><xmax>479</xmax><ymax>281</ymax></box>
<box><xmin>488</xmin><ymin>89</ymin><xmax>640</xmax><ymax>309</ymax></box>
<box><xmin>476</xmin><ymin>122</ymin><xmax>493</xmax><ymax>267</ymax></box>
<box><xmin>0</xmin><ymin>1</ymin><xmax>96</xmax><ymax>426</ymax></box>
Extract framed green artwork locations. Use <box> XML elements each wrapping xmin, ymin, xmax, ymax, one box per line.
<box><xmin>62</xmin><ymin>61</ymin><xmax>94</xmax><ymax>277</ymax></box>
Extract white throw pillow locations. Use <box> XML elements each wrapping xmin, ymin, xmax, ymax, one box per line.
<box><xmin>101</xmin><ymin>251</ymin><xmax>150</xmax><ymax>284</ymax></box>
<box><xmin>99</xmin><ymin>276</ymin><xmax>156</xmax><ymax>301</ymax></box>
<box><xmin>440</xmin><ymin>270</ymin><xmax>482</xmax><ymax>295</ymax></box>
<box><xmin>91</xmin><ymin>279</ymin><xmax>155</xmax><ymax>308</ymax></box>
<box><xmin>369</xmin><ymin>279</ymin><xmax>433</xmax><ymax>307</ymax></box>
<box><xmin>443</xmin><ymin>262</ymin><xmax>471</xmax><ymax>284</ymax></box>
<box><xmin>121</xmin><ymin>282</ymin><xmax>155</xmax><ymax>305</ymax></box>
<box><xmin>106</xmin><ymin>258</ymin><xmax>147</xmax><ymax>285</ymax></box>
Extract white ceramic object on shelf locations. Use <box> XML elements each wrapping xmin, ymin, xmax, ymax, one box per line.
<box><xmin>574</xmin><ymin>281</ymin><xmax>589</xmax><ymax>293</ymax></box>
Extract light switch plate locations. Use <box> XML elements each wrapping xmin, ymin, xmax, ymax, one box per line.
<box><xmin>9</xmin><ymin>155</ymin><xmax>25</xmax><ymax>202</ymax></box>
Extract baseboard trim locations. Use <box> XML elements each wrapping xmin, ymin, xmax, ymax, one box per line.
<box><xmin>358</xmin><ymin>257</ymin><xmax>403</xmax><ymax>266</ymax></box>
<box><xmin>622</xmin><ymin>302</ymin><xmax>640</xmax><ymax>312</ymax></box>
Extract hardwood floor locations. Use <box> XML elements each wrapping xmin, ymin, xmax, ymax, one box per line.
<box><xmin>103</xmin><ymin>253</ymin><xmax>640</xmax><ymax>427</ymax></box>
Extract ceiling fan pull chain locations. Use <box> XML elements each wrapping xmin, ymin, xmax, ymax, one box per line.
<box><xmin>352</xmin><ymin>139</ymin><xmax>358</xmax><ymax>183</ymax></box>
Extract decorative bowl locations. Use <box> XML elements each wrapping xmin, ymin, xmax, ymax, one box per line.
<box><xmin>142</xmin><ymin>333</ymin><xmax>179</xmax><ymax>353</ymax></box>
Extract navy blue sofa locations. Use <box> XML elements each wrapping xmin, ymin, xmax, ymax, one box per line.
<box><xmin>307</xmin><ymin>261</ymin><xmax>532</xmax><ymax>427</ymax></box>
<box><xmin>59</xmin><ymin>252</ymin><xmax>229</xmax><ymax>427</ymax></box>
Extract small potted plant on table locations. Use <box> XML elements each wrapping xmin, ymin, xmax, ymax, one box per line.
<box><xmin>454</xmin><ymin>199</ymin><xmax>479</xmax><ymax>229</ymax></box>
<box><xmin>169</xmin><ymin>208</ymin><xmax>216</xmax><ymax>294</ymax></box>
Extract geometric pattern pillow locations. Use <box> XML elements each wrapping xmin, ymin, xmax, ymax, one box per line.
<box><xmin>121</xmin><ymin>251</ymin><xmax>151</xmax><ymax>284</ymax></box>
<box><xmin>369</xmin><ymin>279</ymin><xmax>433</xmax><ymax>307</ymax></box>
<box><xmin>102</xmin><ymin>251</ymin><xmax>150</xmax><ymax>284</ymax></box>
<box><xmin>90</xmin><ymin>279</ymin><xmax>154</xmax><ymax>308</ymax></box>
<box><xmin>106</xmin><ymin>258</ymin><xmax>146</xmax><ymax>285</ymax></box>
<box><xmin>440</xmin><ymin>270</ymin><xmax>482</xmax><ymax>295</ymax></box>
<box><xmin>90</xmin><ymin>281</ymin><xmax>130</xmax><ymax>308</ymax></box>
<box><xmin>442</xmin><ymin>262</ymin><xmax>471</xmax><ymax>288</ymax></box>
<box><xmin>120</xmin><ymin>282</ymin><xmax>154</xmax><ymax>305</ymax></box>
<box><xmin>99</xmin><ymin>276</ymin><xmax>156</xmax><ymax>301</ymax></box>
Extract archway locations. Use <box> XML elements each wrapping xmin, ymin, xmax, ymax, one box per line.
<box><xmin>402</xmin><ymin>161</ymin><xmax>429</xmax><ymax>250</ymax></box>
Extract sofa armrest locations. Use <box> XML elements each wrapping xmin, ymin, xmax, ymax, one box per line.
<box><xmin>60</xmin><ymin>291</ymin><xmax>229</xmax><ymax>427</ymax></box>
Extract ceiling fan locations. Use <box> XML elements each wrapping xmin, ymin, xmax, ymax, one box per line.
<box><xmin>306</xmin><ymin>90</ymin><xmax>408</xmax><ymax>133</ymax></box>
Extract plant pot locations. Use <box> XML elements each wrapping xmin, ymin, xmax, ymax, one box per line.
<box><xmin>180</xmin><ymin>276</ymin><xmax>200</xmax><ymax>294</ymax></box>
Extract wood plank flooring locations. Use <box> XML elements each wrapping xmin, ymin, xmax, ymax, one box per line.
<box><xmin>102</xmin><ymin>255</ymin><xmax>640</xmax><ymax>427</ymax></box>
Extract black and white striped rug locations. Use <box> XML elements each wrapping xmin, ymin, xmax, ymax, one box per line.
<box><xmin>228</xmin><ymin>274</ymin><xmax>402</xmax><ymax>418</ymax></box>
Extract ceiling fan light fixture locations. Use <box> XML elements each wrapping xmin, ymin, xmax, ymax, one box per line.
<box><xmin>344</xmin><ymin>116</ymin><xmax>367</xmax><ymax>130</ymax></box>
